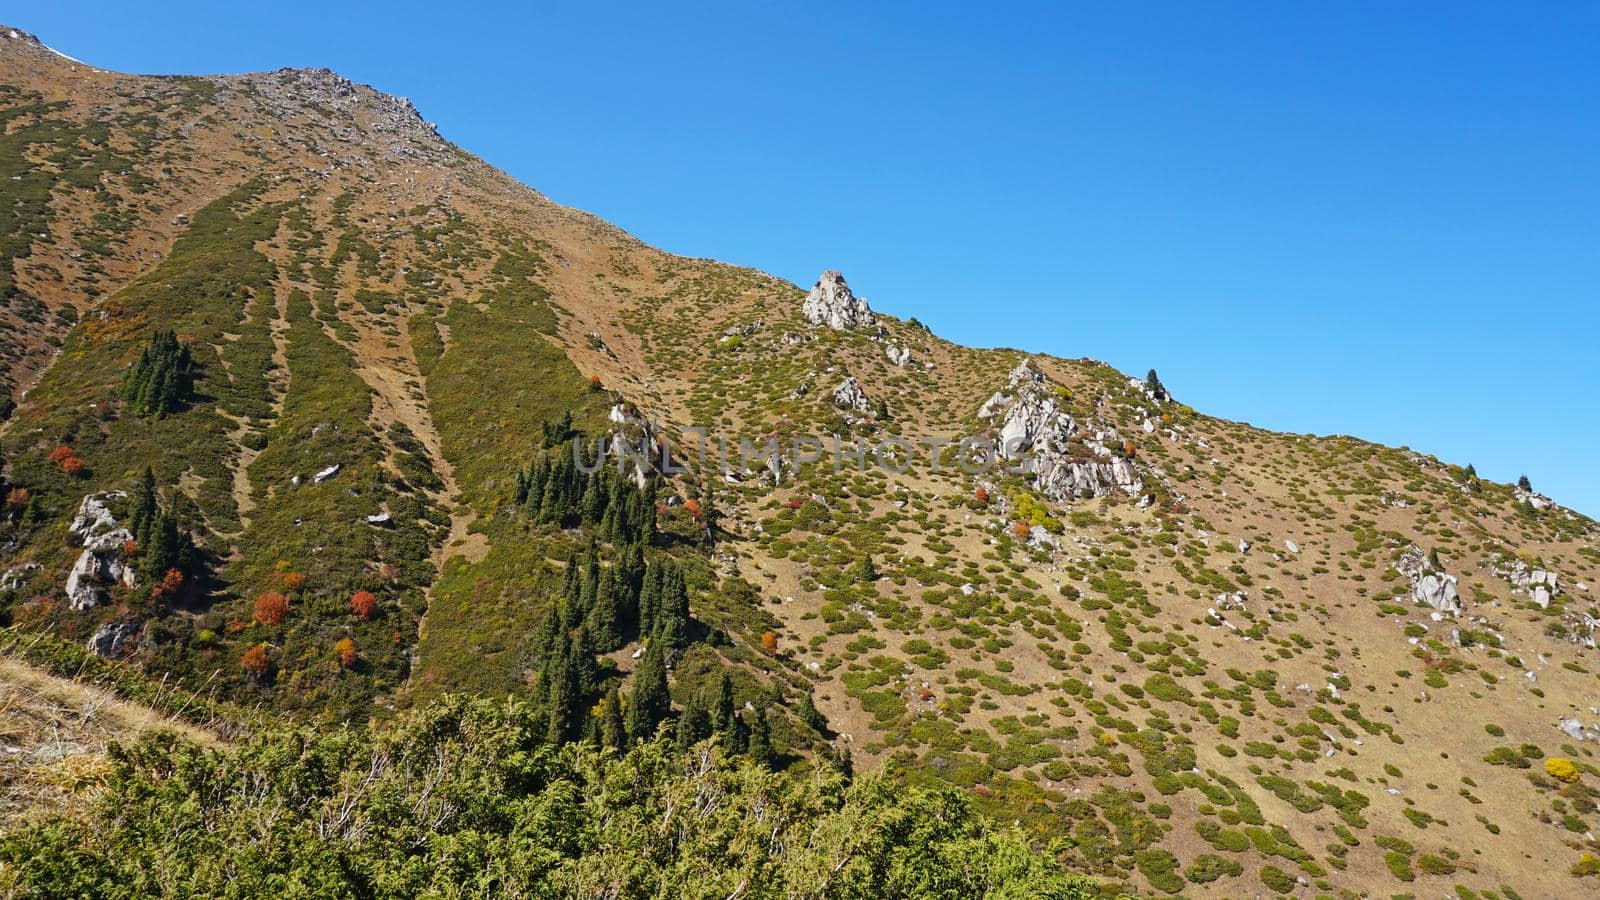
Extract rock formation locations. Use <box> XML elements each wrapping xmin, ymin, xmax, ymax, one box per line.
<box><xmin>802</xmin><ymin>271</ymin><xmax>876</xmax><ymax>331</ymax></box>
<box><xmin>831</xmin><ymin>376</ymin><xmax>870</xmax><ymax>412</ymax></box>
<box><xmin>64</xmin><ymin>492</ymin><xmax>136</xmax><ymax>611</ymax></box>
<box><xmin>977</xmin><ymin>361</ymin><xmax>1143</xmax><ymax>501</ymax></box>
<box><xmin>87</xmin><ymin>620</ymin><xmax>141</xmax><ymax>658</ymax></box>
<box><xmin>1396</xmin><ymin>545</ymin><xmax>1461</xmax><ymax>615</ymax></box>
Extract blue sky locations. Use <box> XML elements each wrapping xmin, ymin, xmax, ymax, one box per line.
<box><xmin>18</xmin><ymin>2</ymin><xmax>1600</xmax><ymax>515</ymax></box>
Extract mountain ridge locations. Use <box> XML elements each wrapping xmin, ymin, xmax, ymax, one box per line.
<box><xmin>2</xmin><ymin>25</ymin><xmax>1599</xmax><ymax>897</ymax></box>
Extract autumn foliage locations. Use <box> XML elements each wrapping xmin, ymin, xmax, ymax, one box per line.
<box><xmin>47</xmin><ymin>446</ymin><xmax>74</xmax><ymax>463</ymax></box>
<box><xmin>150</xmin><ymin>568</ymin><xmax>185</xmax><ymax>602</ymax></box>
<box><xmin>760</xmin><ymin>631</ymin><xmax>778</xmax><ymax>652</ymax></box>
<box><xmin>252</xmin><ymin>591</ymin><xmax>290</xmax><ymax>626</ymax></box>
<box><xmin>334</xmin><ymin>637</ymin><xmax>359</xmax><ymax>668</ymax></box>
<box><xmin>240</xmin><ymin>643</ymin><xmax>271</xmax><ymax>676</ymax></box>
<box><xmin>4</xmin><ymin>487</ymin><xmax>29</xmax><ymax>509</ymax></box>
<box><xmin>59</xmin><ymin>455</ymin><xmax>88</xmax><ymax>477</ymax></box>
<box><xmin>279</xmin><ymin>571</ymin><xmax>306</xmax><ymax>591</ymax></box>
<box><xmin>683</xmin><ymin>498</ymin><xmax>703</xmax><ymax>519</ymax></box>
<box><xmin>1011</xmin><ymin>520</ymin><xmax>1032</xmax><ymax>539</ymax></box>
<box><xmin>350</xmin><ymin>590</ymin><xmax>378</xmax><ymax>621</ymax></box>
<box><xmin>973</xmin><ymin>486</ymin><xmax>989</xmax><ymax>504</ymax></box>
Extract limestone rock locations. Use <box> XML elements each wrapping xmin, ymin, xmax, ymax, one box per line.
<box><xmin>1396</xmin><ymin>544</ymin><xmax>1461</xmax><ymax>615</ymax></box>
<box><xmin>2</xmin><ymin>562</ymin><xmax>40</xmax><ymax>592</ymax></box>
<box><xmin>831</xmin><ymin>376</ymin><xmax>870</xmax><ymax>412</ymax></box>
<box><xmin>64</xmin><ymin>492</ymin><xmax>136</xmax><ymax>611</ymax></box>
<box><xmin>885</xmin><ymin>343</ymin><xmax>912</xmax><ymax>366</ymax></box>
<box><xmin>977</xmin><ymin>361</ymin><xmax>1143</xmax><ymax>501</ymax></box>
<box><xmin>86</xmin><ymin>620</ymin><xmax>141</xmax><ymax>658</ymax></box>
<box><xmin>802</xmin><ymin>271</ymin><xmax>876</xmax><ymax>331</ymax></box>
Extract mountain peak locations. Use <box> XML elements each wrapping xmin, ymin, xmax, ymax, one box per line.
<box><xmin>801</xmin><ymin>269</ymin><xmax>876</xmax><ymax>331</ymax></box>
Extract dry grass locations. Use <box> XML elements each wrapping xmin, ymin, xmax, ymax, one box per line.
<box><xmin>0</xmin><ymin>653</ymin><xmax>222</xmax><ymax>823</ymax></box>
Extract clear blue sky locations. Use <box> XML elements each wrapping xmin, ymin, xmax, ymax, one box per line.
<box><xmin>17</xmin><ymin>2</ymin><xmax>1600</xmax><ymax>516</ymax></box>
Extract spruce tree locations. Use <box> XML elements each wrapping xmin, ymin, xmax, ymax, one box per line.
<box><xmin>600</xmin><ymin>685</ymin><xmax>626</xmax><ymax>749</ymax></box>
<box><xmin>542</xmin><ymin>632</ymin><xmax>580</xmax><ymax>745</ymax></box>
<box><xmin>675</xmin><ymin>692</ymin><xmax>710</xmax><ymax>749</ymax></box>
<box><xmin>653</xmin><ymin>561</ymin><xmax>689</xmax><ymax>649</ymax></box>
<box><xmin>128</xmin><ymin>466</ymin><xmax>158</xmax><ymax>548</ymax></box>
<box><xmin>796</xmin><ymin>692</ymin><xmax>828</xmax><ymax>735</ymax></box>
<box><xmin>709</xmin><ymin>673</ymin><xmax>737</xmax><ymax>737</ymax></box>
<box><xmin>745</xmin><ymin>708</ymin><xmax>774</xmax><ymax>767</ymax></box>
<box><xmin>1518</xmin><ymin>474</ymin><xmax>1532</xmax><ymax>492</ymax></box>
<box><xmin>626</xmin><ymin>643</ymin><xmax>670</xmax><ymax>742</ymax></box>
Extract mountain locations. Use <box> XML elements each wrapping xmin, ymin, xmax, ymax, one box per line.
<box><xmin>2</xmin><ymin>25</ymin><xmax>1599</xmax><ymax>897</ymax></box>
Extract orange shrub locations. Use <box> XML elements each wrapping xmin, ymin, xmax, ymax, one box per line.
<box><xmin>240</xmin><ymin>643</ymin><xmax>271</xmax><ymax>676</ymax></box>
<box><xmin>122</xmin><ymin>538</ymin><xmax>139</xmax><ymax>558</ymax></box>
<box><xmin>150</xmin><ymin>568</ymin><xmax>185</xmax><ymax>602</ymax></box>
<box><xmin>1011</xmin><ymin>520</ymin><xmax>1032</xmax><ymax>539</ymax></box>
<box><xmin>280</xmin><ymin>571</ymin><xmax>306</xmax><ymax>591</ymax></box>
<box><xmin>252</xmin><ymin>591</ymin><xmax>290</xmax><ymax>626</ymax></box>
<box><xmin>683</xmin><ymin>498</ymin><xmax>703</xmax><ymax>519</ymax></box>
<box><xmin>4</xmin><ymin>487</ymin><xmax>29</xmax><ymax>509</ymax></box>
<box><xmin>47</xmin><ymin>446</ymin><xmax>75</xmax><ymax>463</ymax></box>
<box><xmin>334</xmin><ymin>637</ymin><xmax>359</xmax><ymax>668</ymax></box>
<box><xmin>350</xmin><ymin>590</ymin><xmax>378</xmax><ymax>620</ymax></box>
<box><xmin>973</xmin><ymin>486</ymin><xmax>989</xmax><ymax>503</ymax></box>
<box><xmin>760</xmin><ymin>631</ymin><xmax>778</xmax><ymax>652</ymax></box>
<box><xmin>60</xmin><ymin>456</ymin><xmax>87</xmax><ymax>477</ymax></box>
<box><xmin>588</xmin><ymin>374</ymin><xmax>603</xmax><ymax>391</ymax></box>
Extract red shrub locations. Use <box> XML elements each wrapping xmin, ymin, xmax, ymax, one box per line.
<box><xmin>59</xmin><ymin>456</ymin><xmax>87</xmax><ymax>477</ymax></box>
<box><xmin>5</xmin><ymin>487</ymin><xmax>30</xmax><ymax>509</ymax></box>
<box><xmin>252</xmin><ymin>591</ymin><xmax>289</xmax><ymax>626</ymax></box>
<box><xmin>47</xmin><ymin>446</ymin><xmax>75</xmax><ymax>463</ymax></box>
<box><xmin>350</xmin><ymin>590</ymin><xmax>378</xmax><ymax>621</ymax></box>
<box><xmin>150</xmin><ymin>568</ymin><xmax>185</xmax><ymax>602</ymax></box>
<box><xmin>240</xmin><ymin>643</ymin><xmax>271</xmax><ymax>676</ymax></box>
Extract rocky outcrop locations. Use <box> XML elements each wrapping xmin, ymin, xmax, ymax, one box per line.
<box><xmin>65</xmin><ymin>492</ymin><xmax>136</xmax><ymax>611</ymax></box>
<box><xmin>831</xmin><ymin>377</ymin><xmax>870</xmax><ymax>412</ymax></box>
<box><xmin>1491</xmin><ymin>557</ymin><xmax>1562</xmax><ymax>608</ymax></box>
<box><xmin>1396</xmin><ymin>545</ymin><xmax>1460</xmax><ymax>615</ymax></box>
<box><xmin>977</xmin><ymin>361</ymin><xmax>1143</xmax><ymax>501</ymax></box>
<box><xmin>86</xmin><ymin>620</ymin><xmax>141</xmax><ymax>658</ymax></box>
<box><xmin>885</xmin><ymin>343</ymin><xmax>912</xmax><ymax>366</ymax></box>
<box><xmin>1</xmin><ymin>562</ymin><xmax>40</xmax><ymax>592</ymax></box>
<box><xmin>802</xmin><ymin>271</ymin><xmax>876</xmax><ymax>331</ymax></box>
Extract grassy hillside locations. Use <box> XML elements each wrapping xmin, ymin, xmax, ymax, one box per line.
<box><xmin>1</xmin><ymin>24</ymin><xmax>1598</xmax><ymax>896</ymax></box>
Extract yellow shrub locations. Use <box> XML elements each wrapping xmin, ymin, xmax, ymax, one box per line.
<box><xmin>1545</xmin><ymin>757</ymin><xmax>1580</xmax><ymax>784</ymax></box>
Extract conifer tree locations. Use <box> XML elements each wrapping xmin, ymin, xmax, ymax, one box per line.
<box><xmin>796</xmin><ymin>692</ymin><xmax>828</xmax><ymax>735</ymax></box>
<box><xmin>601</xmin><ymin>685</ymin><xmax>626</xmax><ymax>749</ymax></box>
<box><xmin>626</xmin><ymin>643</ymin><xmax>670</xmax><ymax>742</ymax></box>
<box><xmin>675</xmin><ymin>691</ymin><xmax>710</xmax><ymax>749</ymax></box>
<box><xmin>1518</xmin><ymin>474</ymin><xmax>1532</xmax><ymax>492</ymax></box>
<box><xmin>652</xmin><ymin>561</ymin><xmax>690</xmax><ymax>649</ymax></box>
<box><xmin>128</xmin><ymin>466</ymin><xmax>158</xmax><ymax>548</ymax></box>
<box><xmin>120</xmin><ymin>331</ymin><xmax>194</xmax><ymax>418</ymax></box>
<box><xmin>709</xmin><ymin>672</ymin><xmax>736</xmax><ymax>737</ymax></box>
<box><xmin>745</xmin><ymin>708</ymin><xmax>774</xmax><ymax>767</ymax></box>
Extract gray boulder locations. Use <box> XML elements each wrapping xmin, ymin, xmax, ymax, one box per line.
<box><xmin>65</xmin><ymin>492</ymin><xmax>136</xmax><ymax>611</ymax></box>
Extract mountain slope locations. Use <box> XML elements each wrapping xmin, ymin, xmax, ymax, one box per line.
<box><xmin>2</xmin><ymin>26</ymin><xmax>1599</xmax><ymax>897</ymax></box>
